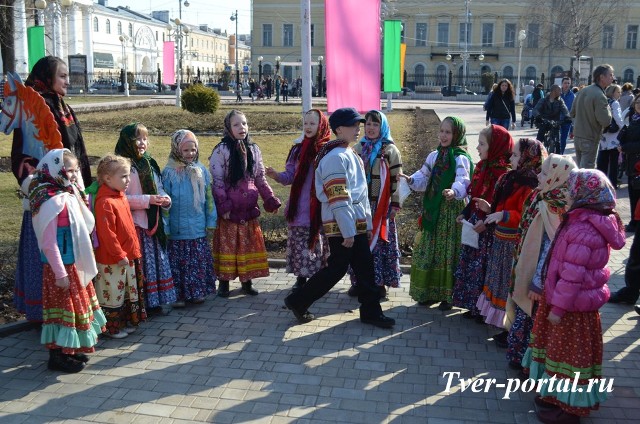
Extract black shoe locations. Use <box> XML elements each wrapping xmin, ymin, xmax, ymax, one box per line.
<box><xmin>48</xmin><ymin>350</ymin><xmax>84</xmax><ymax>373</ymax></box>
<box><xmin>608</xmin><ymin>288</ymin><xmax>638</xmax><ymax>305</ymax></box>
<box><xmin>437</xmin><ymin>301</ymin><xmax>452</xmax><ymax>311</ymax></box>
<box><xmin>284</xmin><ymin>296</ymin><xmax>315</xmax><ymax>323</ymax></box>
<box><xmin>635</xmin><ymin>305</ymin><xmax>640</xmax><ymax>315</ymax></box>
<box><xmin>462</xmin><ymin>311</ymin><xmax>475</xmax><ymax>319</ymax></box>
<box><xmin>360</xmin><ymin>314</ymin><xmax>395</xmax><ymax>328</ymax></box>
<box><xmin>347</xmin><ymin>285</ymin><xmax>359</xmax><ymax>297</ymax></box>
<box><xmin>626</xmin><ymin>222</ymin><xmax>638</xmax><ymax>233</ymax></box>
<box><xmin>72</xmin><ymin>353</ymin><xmax>90</xmax><ymax>363</ymax></box>
<box><xmin>379</xmin><ymin>286</ymin><xmax>388</xmax><ymax>302</ymax></box>
<box><xmin>241</xmin><ymin>280</ymin><xmax>259</xmax><ymax>296</ymax></box>
<box><xmin>218</xmin><ymin>280</ymin><xmax>230</xmax><ymax>298</ymax></box>
<box><xmin>508</xmin><ymin>360</ymin><xmax>523</xmax><ymax>371</ymax></box>
<box><xmin>418</xmin><ymin>300</ymin><xmax>436</xmax><ymax>306</ymax></box>
<box><xmin>493</xmin><ymin>331</ymin><xmax>508</xmax><ymax>348</ymax></box>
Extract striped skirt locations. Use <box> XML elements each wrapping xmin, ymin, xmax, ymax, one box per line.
<box><xmin>212</xmin><ymin>218</ymin><xmax>270</xmax><ymax>281</ymax></box>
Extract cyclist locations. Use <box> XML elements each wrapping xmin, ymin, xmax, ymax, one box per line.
<box><xmin>533</xmin><ymin>84</ymin><xmax>570</xmax><ymax>147</ymax></box>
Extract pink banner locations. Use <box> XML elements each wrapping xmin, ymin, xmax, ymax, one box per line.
<box><xmin>163</xmin><ymin>41</ymin><xmax>175</xmax><ymax>85</ymax></box>
<box><xmin>325</xmin><ymin>0</ymin><xmax>381</xmax><ymax>113</ymax></box>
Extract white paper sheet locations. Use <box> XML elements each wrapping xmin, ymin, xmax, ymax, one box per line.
<box><xmin>398</xmin><ymin>178</ymin><xmax>412</xmax><ymax>205</ymax></box>
<box><xmin>461</xmin><ymin>219</ymin><xmax>479</xmax><ymax>249</ymax></box>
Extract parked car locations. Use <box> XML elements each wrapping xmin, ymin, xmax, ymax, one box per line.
<box><xmin>89</xmin><ymin>79</ymin><xmax>119</xmax><ymax>92</ymax></box>
<box><xmin>132</xmin><ymin>81</ymin><xmax>158</xmax><ymax>92</ymax></box>
<box><xmin>205</xmin><ymin>82</ymin><xmax>222</xmax><ymax>90</ymax></box>
<box><xmin>441</xmin><ymin>85</ymin><xmax>477</xmax><ymax>96</ymax></box>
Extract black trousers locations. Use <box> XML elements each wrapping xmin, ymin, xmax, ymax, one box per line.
<box><xmin>596</xmin><ymin>148</ymin><xmax>619</xmax><ymax>188</ymax></box>
<box><xmin>285</xmin><ymin>233</ymin><xmax>383</xmax><ymax>318</ymax></box>
<box><xmin>624</xmin><ymin>225</ymin><xmax>640</xmax><ymax>296</ymax></box>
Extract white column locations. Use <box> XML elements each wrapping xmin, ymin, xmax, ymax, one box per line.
<box><xmin>83</xmin><ymin>6</ymin><xmax>94</xmax><ymax>74</ymax></box>
<box><xmin>67</xmin><ymin>4</ymin><xmax>80</xmax><ymax>56</ymax></box>
<box><xmin>300</xmin><ymin>0</ymin><xmax>312</xmax><ymax>113</ymax></box>
<box><xmin>14</xmin><ymin>0</ymin><xmax>29</xmax><ymax>74</ymax></box>
<box><xmin>53</xmin><ymin>3</ymin><xmax>63</xmax><ymax>59</ymax></box>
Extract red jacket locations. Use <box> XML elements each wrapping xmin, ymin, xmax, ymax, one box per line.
<box><xmin>94</xmin><ymin>184</ymin><xmax>141</xmax><ymax>264</ymax></box>
<box><xmin>493</xmin><ymin>184</ymin><xmax>534</xmax><ymax>241</ymax></box>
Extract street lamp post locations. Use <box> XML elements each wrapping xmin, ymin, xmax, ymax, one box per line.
<box><xmin>175</xmin><ymin>0</ymin><xmax>190</xmax><ymax>108</ymax></box>
<box><xmin>230</xmin><ymin>10</ymin><xmax>240</xmax><ymax>94</ymax></box>
<box><xmin>275</xmin><ymin>56</ymin><xmax>281</xmax><ymax>75</ymax></box>
<box><xmin>258</xmin><ymin>56</ymin><xmax>263</xmax><ymax>84</ymax></box>
<box><xmin>317</xmin><ymin>55</ymin><xmax>323</xmax><ymax>97</ymax></box>
<box><xmin>515</xmin><ymin>29</ymin><xmax>527</xmax><ymax>104</ymax></box>
<box><xmin>119</xmin><ymin>34</ymin><xmax>130</xmax><ymax>97</ymax></box>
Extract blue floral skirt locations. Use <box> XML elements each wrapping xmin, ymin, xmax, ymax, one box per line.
<box><xmin>168</xmin><ymin>237</ymin><xmax>217</xmax><ymax>301</ymax></box>
<box><xmin>136</xmin><ymin>227</ymin><xmax>177</xmax><ymax>308</ymax></box>
<box><xmin>14</xmin><ymin>211</ymin><xmax>43</xmax><ymax>322</ymax></box>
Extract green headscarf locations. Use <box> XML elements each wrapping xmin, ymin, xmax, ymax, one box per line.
<box><xmin>114</xmin><ymin>122</ymin><xmax>166</xmax><ymax>246</ymax></box>
<box><xmin>421</xmin><ymin>116</ymin><xmax>474</xmax><ymax>232</ymax></box>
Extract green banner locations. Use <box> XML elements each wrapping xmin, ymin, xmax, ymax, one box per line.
<box><xmin>28</xmin><ymin>26</ymin><xmax>46</xmax><ymax>71</ymax></box>
<box><xmin>383</xmin><ymin>20</ymin><xmax>402</xmax><ymax>93</ymax></box>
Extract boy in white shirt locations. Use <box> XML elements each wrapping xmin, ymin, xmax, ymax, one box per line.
<box><xmin>284</xmin><ymin>108</ymin><xmax>395</xmax><ymax>329</ymax></box>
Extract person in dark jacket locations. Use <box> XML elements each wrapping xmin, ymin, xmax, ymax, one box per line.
<box><xmin>485</xmin><ymin>79</ymin><xmax>516</xmax><ymax>130</ymax></box>
<box><xmin>532</xmin><ymin>84</ymin><xmax>570</xmax><ymax>142</ymax></box>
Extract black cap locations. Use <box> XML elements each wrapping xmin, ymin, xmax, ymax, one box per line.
<box><xmin>329</xmin><ymin>107</ymin><xmax>365</xmax><ymax>132</ymax></box>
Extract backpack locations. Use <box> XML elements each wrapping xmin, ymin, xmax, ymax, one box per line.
<box><xmin>532</xmin><ymin>88</ymin><xmax>544</xmax><ymax>107</ymax></box>
<box><xmin>604</xmin><ymin>98</ymin><xmax>620</xmax><ymax>133</ymax></box>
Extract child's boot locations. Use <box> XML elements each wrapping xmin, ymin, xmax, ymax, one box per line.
<box><xmin>241</xmin><ymin>280</ymin><xmax>259</xmax><ymax>296</ymax></box>
<box><xmin>218</xmin><ymin>280</ymin><xmax>230</xmax><ymax>298</ymax></box>
<box><xmin>48</xmin><ymin>349</ymin><xmax>84</xmax><ymax>373</ymax></box>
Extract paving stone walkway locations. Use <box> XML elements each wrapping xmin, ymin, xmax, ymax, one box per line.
<box><xmin>0</xmin><ymin>100</ymin><xmax>638</xmax><ymax>423</ymax></box>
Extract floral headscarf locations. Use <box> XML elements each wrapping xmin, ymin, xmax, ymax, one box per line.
<box><xmin>469</xmin><ymin>124</ymin><xmax>513</xmax><ymax>206</ymax></box>
<box><xmin>166</xmin><ymin>130</ymin><xmax>205</xmax><ymax>212</ymax></box>
<box><xmin>567</xmin><ymin>168</ymin><xmax>617</xmax><ymax>212</ymax></box>
<box><xmin>359</xmin><ymin>110</ymin><xmax>393</xmax><ymax>182</ymax></box>
<box><xmin>221</xmin><ymin>109</ymin><xmax>255</xmax><ymax>186</ymax></box>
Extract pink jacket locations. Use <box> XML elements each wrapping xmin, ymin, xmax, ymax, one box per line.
<box><xmin>545</xmin><ymin>208</ymin><xmax>626</xmax><ymax>317</ymax></box>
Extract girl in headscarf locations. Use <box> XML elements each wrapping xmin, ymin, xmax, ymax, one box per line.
<box><xmin>209</xmin><ymin>110</ymin><xmax>281</xmax><ymax>298</ymax></box>
<box><xmin>348</xmin><ymin>110</ymin><xmax>403</xmax><ymax>299</ymax></box>
<box><xmin>452</xmin><ymin>124</ymin><xmax>513</xmax><ymax>319</ymax></box>
<box><xmin>523</xmin><ymin>169</ymin><xmax>625</xmax><ymax>423</ymax></box>
<box><xmin>265</xmin><ymin>109</ymin><xmax>331</xmax><ymax>291</ymax></box>
<box><xmin>399</xmin><ymin>116</ymin><xmax>473</xmax><ymax>310</ymax></box>
<box><xmin>476</xmin><ymin>138</ymin><xmax>546</xmax><ymax>341</ymax></box>
<box><xmin>12</xmin><ymin>56</ymin><xmax>92</xmax><ymax>322</ymax></box>
<box><xmin>115</xmin><ymin>123</ymin><xmax>177</xmax><ymax>312</ymax></box>
<box><xmin>29</xmin><ymin>149</ymin><xmax>105</xmax><ymax>372</ymax></box>
<box><xmin>505</xmin><ymin>154</ymin><xmax>577</xmax><ymax>371</ymax></box>
<box><xmin>162</xmin><ymin>130</ymin><xmax>218</xmax><ymax>305</ymax></box>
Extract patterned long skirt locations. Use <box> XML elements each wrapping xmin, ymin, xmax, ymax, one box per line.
<box><xmin>452</xmin><ymin>212</ymin><xmax>493</xmax><ymax>314</ymax></box>
<box><xmin>522</xmin><ymin>295</ymin><xmax>607</xmax><ymax>416</ymax></box>
<box><xmin>94</xmin><ymin>259</ymin><xmax>147</xmax><ymax>335</ymax></box>
<box><xmin>14</xmin><ymin>211</ymin><xmax>43</xmax><ymax>322</ymax></box>
<box><xmin>409</xmin><ymin>199</ymin><xmax>464</xmax><ymax>303</ymax></box>
<box><xmin>212</xmin><ymin>218</ymin><xmax>269</xmax><ymax>281</ymax></box>
<box><xmin>136</xmin><ymin>227</ymin><xmax>177</xmax><ymax>308</ymax></box>
<box><xmin>41</xmin><ymin>264</ymin><xmax>106</xmax><ymax>354</ymax></box>
<box><xmin>506</xmin><ymin>304</ymin><xmax>536</xmax><ymax>366</ymax></box>
<box><xmin>477</xmin><ymin>236</ymin><xmax>517</xmax><ymax>327</ymax></box>
<box><xmin>168</xmin><ymin>237</ymin><xmax>217</xmax><ymax>301</ymax></box>
<box><xmin>286</xmin><ymin>226</ymin><xmax>329</xmax><ymax>278</ymax></box>
<box><xmin>349</xmin><ymin>218</ymin><xmax>403</xmax><ymax>288</ymax></box>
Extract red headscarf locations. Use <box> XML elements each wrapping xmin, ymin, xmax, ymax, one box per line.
<box><xmin>286</xmin><ymin>109</ymin><xmax>331</xmax><ymax>222</ymax></box>
<box><xmin>469</xmin><ymin>124</ymin><xmax>513</xmax><ymax>206</ymax></box>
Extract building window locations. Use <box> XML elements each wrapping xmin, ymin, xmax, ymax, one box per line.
<box><xmin>623</xmin><ymin>68</ymin><xmax>634</xmax><ymax>82</ymax></box>
<box><xmin>436</xmin><ymin>64</ymin><xmax>447</xmax><ymax>85</ymax></box>
<box><xmin>626</xmin><ymin>25</ymin><xmax>638</xmax><ymax>49</ymax></box>
<box><xmin>416</xmin><ymin>23</ymin><xmax>427</xmax><ymax>46</ymax></box>
<box><xmin>156</xmin><ymin>31</ymin><xmax>158</xmax><ymax>41</ymax></box>
<box><xmin>504</xmin><ymin>23</ymin><xmax>516</xmax><ymax>48</ymax></box>
<box><xmin>482</xmin><ymin>23</ymin><xmax>493</xmax><ymax>47</ymax></box>
<box><xmin>437</xmin><ymin>23</ymin><xmax>449</xmax><ymax>47</ymax></box>
<box><xmin>602</xmin><ymin>24</ymin><xmax>614</xmax><ymax>49</ymax></box>
<box><xmin>414</xmin><ymin>64</ymin><xmax>426</xmax><ymax>85</ymax></box>
<box><xmin>283</xmin><ymin>24</ymin><xmax>293</xmax><ymax>47</ymax></box>
<box><xmin>527</xmin><ymin>24</ymin><xmax>539</xmax><ymax>48</ymax></box>
<box><xmin>128</xmin><ymin>23</ymin><xmax>133</xmax><ymax>37</ymax></box>
<box><xmin>93</xmin><ymin>17</ymin><xmax>98</xmax><ymax>32</ymax></box>
<box><xmin>526</xmin><ymin>66</ymin><xmax>537</xmax><ymax>79</ymax></box>
<box><xmin>106</xmin><ymin>19</ymin><xmax>111</xmax><ymax>34</ymax></box>
<box><xmin>311</xmin><ymin>24</ymin><xmax>315</xmax><ymax>47</ymax></box>
<box><xmin>503</xmin><ymin>66</ymin><xmax>514</xmax><ymax>79</ymax></box>
<box><xmin>263</xmin><ymin>24</ymin><xmax>272</xmax><ymax>47</ymax></box>
<box><xmin>459</xmin><ymin>22</ymin><xmax>471</xmax><ymax>48</ymax></box>
<box><xmin>263</xmin><ymin>64</ymin><xmax>272</xmax><ymax>75</ymax></box>
<box><xmin>117</xmin><ymin>21</ymin><xmax>122</xmax><ymax>35</ymax></box>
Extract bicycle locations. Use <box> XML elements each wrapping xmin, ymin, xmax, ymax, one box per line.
<box><xmin>539</xmin><ymin>118</ymin><xmax>561</xmax><ymax>154</ymax></box>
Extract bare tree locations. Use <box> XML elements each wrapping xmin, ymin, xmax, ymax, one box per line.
<box><xmin>527</xmin><ymin>0</ymin><xmax>630</xmax><ymax>84</ymax></box>
<box><xmin>0</xmin><ymin>0</ymin><xmax>16</xmax><ymax>73</ymax></box>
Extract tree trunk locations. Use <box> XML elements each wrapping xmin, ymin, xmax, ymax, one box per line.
<box><xmin>0</xmin><ymin>0</ymin><xmax>16</xmax><ymax>73</ymax></box>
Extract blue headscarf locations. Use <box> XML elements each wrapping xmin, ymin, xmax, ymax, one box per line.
<box><xmin>359</xmin><ymin>110</ymin><xmax>393</xmax><ymax>183</ymax></box>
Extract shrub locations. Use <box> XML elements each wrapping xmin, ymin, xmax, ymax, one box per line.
<box><xmin>181</xmin><ymin>84</ymin><xmax>220</xmax><ymax>114</ymax></box>
<box><xmin>481</xmin><ymin>72</ymin><xmax>495</xmax><ymax>94</ymax></box>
